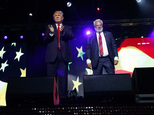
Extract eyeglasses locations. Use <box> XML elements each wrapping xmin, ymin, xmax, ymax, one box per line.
<box><xmin>95</xmin><ymin>25</ymin><xmax>103</xmax><ymax>27</ymax></box>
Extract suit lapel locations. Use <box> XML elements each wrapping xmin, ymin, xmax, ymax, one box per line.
<box><xmin>104</xmin><ymin>31</ymin><xmax>107</xmax><ymax>41</ymax></box>
<box><xmin>60</xmin><ymin>24</ymin><xmax>64</xmax><ymax>38</ymax></box>
<box><xmin>103</xmin><ymin>31</ymin><xmax>109</xmax><ymax>47</ymax></box>
<box><xmin>53</xmin><ymin>24</ymin><xmax>57</xmax><ymax>35</ymax></box>
<box><xmin>93</xmin><ymin>33</ymin><xmax>99</xmax><ymax>53</ymax></box>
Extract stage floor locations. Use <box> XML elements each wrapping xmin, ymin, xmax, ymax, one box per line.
<box><xmin>1</xmin><ymin>103</ymin><xmax>154</xmax><ymax>115</ymax></box>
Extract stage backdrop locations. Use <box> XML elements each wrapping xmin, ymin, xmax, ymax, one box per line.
<box><xmin>115</xmin><ymin>37</ymin><xmax>154</xmax><ymax>76</ymax></box>
<box><xmin>0</xmin><ymin>32</ymin><xmax>154</xmax><ymax>106</ymax></box>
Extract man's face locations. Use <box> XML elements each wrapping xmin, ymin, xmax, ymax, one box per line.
<box><xmin>94</xmin><ymin>21</ymin><xmax>103</xmax><ymax>32</ymax></box>
<box><xmin>53</xmin><ymin>12</ymin><xmax>64</xmax><ymax>23</ymax></box>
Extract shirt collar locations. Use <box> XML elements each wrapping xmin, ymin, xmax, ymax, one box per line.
<box><xmin>96</xmin><ymin>31</ymin><xmax>103</xmax><ymax>36</ymax></box>
<box><xmin>56</xmin><ymin>23</ymin><xmax>62</xmax><ymax>27</ymax></box>
<box><xmin>96</xmin><ymin>31</ymin><xmax>103</xmax><ymax>34</ymax></box>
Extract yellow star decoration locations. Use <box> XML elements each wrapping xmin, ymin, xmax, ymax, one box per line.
<box><xmin>72</xmin><ymin>77</ymin><xmax>82</xmax><ymax>92</ymax></box>
<box><xmin>14</xmin><ymin>48</ymin><xmax>24</xmax><ymax>62</ymax></box>
<box><xmin>76</xmin><ymin>46</ymin><xmax>85</xmax><ymax>60</ymax></box>
<box><xmin>20</xmin><ymin>68</ymin><xmax>26</xmax><ymax>77</ymax></box>
<box><xmin>0</xmin><ymin>81</ymin><xmax>8</xmax><ymax>106</ymax></box>
<box><xmin>0</xmin><ymin>47</ymin><xmax>6</xmax><ymax>59</ymax></box>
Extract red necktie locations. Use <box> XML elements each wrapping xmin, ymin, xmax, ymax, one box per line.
<box><xmin>57</xmin><ymin>24</ymin><xmax>61</xmax><ymax>50</ymax></box>
<box><xmin>53</xmin><ymin>77</ymin><xmax>59</xmax><ymax>105</ymax></box>
<box><xmin>99</xmin><ymin>32</ymin><xmax>103</xmax><ymax>56</ymax></box>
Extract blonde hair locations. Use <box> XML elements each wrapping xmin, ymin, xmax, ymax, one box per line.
<box><xmin>53</xmin><ymin>11</ymin><xmax>64</xmax><ymax>17</ymax></box>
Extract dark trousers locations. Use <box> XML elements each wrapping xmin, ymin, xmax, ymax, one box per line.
<box><xmin>93</xmin><ymin>56</ymin><xmax>115</xmax><ymax>75</ymax></box>
<box><xmin>47</xmin><ymin>50</ymin><xmax>68</xmax><ymax>98</ymax></box>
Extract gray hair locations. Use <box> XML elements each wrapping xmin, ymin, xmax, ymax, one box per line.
<box><xmin>93</xmin><ymin>19</ymin><xmax>103</xmax><ymax>25</ymax></box>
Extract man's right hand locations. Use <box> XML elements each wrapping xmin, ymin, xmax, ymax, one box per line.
<box><xmin>48</xmin><ymin>25</ymin><xmax>54</xmax><ymax>33</ymax></box>
<box><xmin>87</xmin><ymin>63</ymin><xmax>92</xmax><ymax>69</ymax></box>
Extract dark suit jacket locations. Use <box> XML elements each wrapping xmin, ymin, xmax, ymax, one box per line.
<box><xmin>44</xmin><ymin>24</ymin><xmax>74</xmax><ymax>63</ymax></box>
<box><xmin>86</xmin><ymin>31</ymin><xmax>118</xmax><ymax>68</ymax></box>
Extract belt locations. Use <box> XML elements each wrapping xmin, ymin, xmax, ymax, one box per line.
<box><xmin>99</xmin><ymin>55</ymin><xmax>109</xmax><ymax>58</ymax></box>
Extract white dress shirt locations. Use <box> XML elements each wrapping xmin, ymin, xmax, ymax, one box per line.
<box><xmin>87</xmin><ymin>32</ymin><xmax>118</xmax><ymax>64</ymax></box>
<box><xmin>96</xmin><ymin>32</ymin><xmax>109</xmax><ymax>57</ymax></box>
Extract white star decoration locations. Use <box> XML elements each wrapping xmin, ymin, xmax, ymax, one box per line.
<box><xmin>0</xmin><ymin>47</ymin><xmax>6</xmax><ymax>59</ymax></box>
<box><xmin>0</xmin><ymin>60</ymin><xmax>9</xmax><ymax>72</ymax></box>
<box><xmin>72</xmin><ymin>76</ymin><xmax>82</xmax><ymax>92</ymax></box>
<box><xmin>11</xmin><ymin>42</ymin><xmax>16</xmax><ymax>47</ymax></box>
<box><xmin>14</xmin><ymin>48</ymin><xmax>24</xmax><ymax>62</ymax></box>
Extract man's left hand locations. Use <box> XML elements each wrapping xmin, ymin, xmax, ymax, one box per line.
<box><xmin>114</xmin><ymin>60</ymin><xmax>118</xmax><ymax>65</ymax></box>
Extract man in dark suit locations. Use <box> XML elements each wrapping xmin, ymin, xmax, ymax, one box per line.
<box><xmin>44</xmin><ymin>11</ymin><xmax>74</xmax><ymax>100</ymax></box>
<box><xmin>86</xmin><ymin>19</ymin><xmax>118</xmax><ymax>74</ymax></box>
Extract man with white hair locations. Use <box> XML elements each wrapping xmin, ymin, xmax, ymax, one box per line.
<box><xmin>86</xmin><ymin>19</ymin><xmax>118</xmax><ymax>74</ymax></box>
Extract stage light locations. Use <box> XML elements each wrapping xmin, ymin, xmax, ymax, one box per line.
<box><xmin>97</xmin><ymin>7</ymin><xmax>100</xmax><ymax>11</ymax></box>
<box><xmin>4</xmin><ymin>36</ymin><xmax>7</xmax><ymax>39</ymax></box>
<box><xmin>42</xmin><ymin>33</ymin><xmax>45</xmax><ymax>36</ymax></box>
<box><xmin>67</xmin><ymin>2</ymin><xmax>72</xmax><ymax>7</ymax></box>
<box><xmin>85</xmin><ymin>28</ymin><xmax>93</xmax><ymax>36</ymax></box>
<box><xmin>136</xmin><ymin>0</ymin><xmax>141</xmax><ymax>3</ymax></box>
<box><xmin>86</xmin><ymin>30</ymin><xmax>91</xmax><ymax>36</ymax></box>
<box><xmin>20</xmin><ymin>35</ymin><xmax>23</xmax><ymax>39</ymax></box>
<box><xmin>29</xmin><ymin>13</ymin><xmax>33</xmax><ymax>16</ymax></box>
<box><xmin>148</xmin><ymin>30</ymin><xmax>154</xmax><ymax>37</ymax></box>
